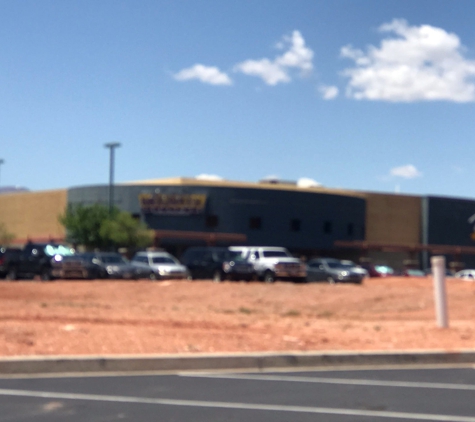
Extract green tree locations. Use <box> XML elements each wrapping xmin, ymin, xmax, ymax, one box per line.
<box><xmin>59</xmin><ymin>203</ymin><xmax>153</xmax><ymax>251</ymax></box>
<box><xmin>59</xmin><ymin>203</ymin><xmax>115</xmax><ymax>250</ymax></box>
<box><xmin>0</xmin><ymin>222</ymin><xmax>15</xmax><ymax>246</ymax></box>
<box><xmin>100</xmin><ymin>211</ymin><xmax>154</xmax><ymax>251</ymax></box>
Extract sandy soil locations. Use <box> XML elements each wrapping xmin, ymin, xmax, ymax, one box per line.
<box><xmin>0</xmin><ymin>276</ymin><xmax>474</xmax><ymax>357</ymax></box>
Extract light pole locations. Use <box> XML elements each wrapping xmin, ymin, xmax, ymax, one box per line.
<box><xmin>104</xmin><ymin>143</ymin><xmax>121</xmax><ymax>213</ymax></box>
<box><xmin>0</xmin><ymin>159</ymin><xmax>4</xmax><ymax>186</ymax></box>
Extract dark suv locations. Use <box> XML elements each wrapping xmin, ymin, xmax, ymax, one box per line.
<box><xmin>6</xmin><ymin>242</ymin><xmax>75</xmax><ymax>280</ymax></box>
<box><xmin>180</xmin><ymin>247</ymin><xmax>255</xmax><ymax>282</ymax></box>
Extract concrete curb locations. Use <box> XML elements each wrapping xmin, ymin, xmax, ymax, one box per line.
<box><xmin>0</xmin><ymin>350</ymin><xmax>475</xmax><ymax>375</ymax></box>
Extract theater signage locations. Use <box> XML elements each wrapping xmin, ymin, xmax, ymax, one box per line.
<box><xmin>139</xmin><ymin>193</ymin><xmax>207</xmax><ymax>215</ymax></box>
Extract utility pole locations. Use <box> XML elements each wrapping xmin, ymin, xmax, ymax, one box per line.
<box><xmin>104</xmin><ymin>143</ymin><xmax>121</xmax><ymax>214</ymax></box>
<box><xmin>0</xmin><ymin>159</ymin><xmax>4</xmax><ymax>186</ymax></box>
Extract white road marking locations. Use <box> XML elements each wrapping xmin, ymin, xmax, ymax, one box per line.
<box><xmin>182</xmin><ymin>373</ymin><xmax>475</xmax><ymax>391</ymax></box>
<box><xmin>0</xmin><ymin>388</ymin><xmax>474</xmax><ymax>421</ymax></box>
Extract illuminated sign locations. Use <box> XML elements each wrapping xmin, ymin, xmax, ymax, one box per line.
<box><xmin>139</xmin><ymin>193</ymin><xmax>207</xmax><ymax>215</ymax></box>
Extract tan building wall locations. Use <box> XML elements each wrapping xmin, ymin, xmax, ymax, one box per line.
<box><xmin>364</xmin><ymin>192</ymin><xmax>422</xmax><ymax>245</ymax></box>
<box><xmin>0</xmin><ymin>189</ymin><xmax>67</xmax><ymax>244</ymax></box>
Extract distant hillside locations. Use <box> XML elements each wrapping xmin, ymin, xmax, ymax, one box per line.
<box><xmin>0</xmin><ymin>186</ymin><xmax>29</xmax><ymax>194</ymax></box>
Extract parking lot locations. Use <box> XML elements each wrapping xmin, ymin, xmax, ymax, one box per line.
<box><xmin>1</xmin><ymin>365</ymin><xmax>475</xmax><ymax>421</ymax></box>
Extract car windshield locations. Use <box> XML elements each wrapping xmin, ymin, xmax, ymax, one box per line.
<box><xmin>339</xmin><ymin>262</ymin><xmax>357</xmax><ymax>269</ymax></box>
<box><xmin>101</xmin><ymin>255</ymin><xmax>127</xmax><ymax>264</ymax></box>
<box><xmin>152</xmin><ymin>256</ymin><xmax>178</xmax><ymax>264</ymax></box>
<box><xmin>262</xmin><ymin>251</ymin><xmax>290</xmax><ymax>258</ymax></box>
<box><xmin>44</xmin><ymin>244</ymin><xmax>75</xmax><ymax>257</ymax></box>
<box><xmin>226</xmin><ymin>251</ymin><xmax>246</xmax><ymax>261</ymax></box>
<box><xmin>325</xmin><ymin>260</ymin><xmax>347</xmax><ymax>269</ymax></box>
<box><xmin>375</xmin><ymin>265</ymin><xmax>394</xmax><ymax>274</ymax></box>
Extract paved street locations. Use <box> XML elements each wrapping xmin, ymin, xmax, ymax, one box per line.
<box><xmin>0</xmin><ymin>365</ymin><xmax>475</xmax><ymax>421</ymax></box>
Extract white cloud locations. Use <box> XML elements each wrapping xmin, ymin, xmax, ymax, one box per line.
<box><xmin>297</xmin><ymin>177</ymin><xmax>322</xmax><ymax>188</ymax></box>
<box><xmin>174</xmin><ymin>64</ymin><xmax>232</xmax><ymax>86</ymax></box>
<box><xmin>319</xmin><ymin>85</ymin><xmax>339</xmax><ymax>100</ymax></box>
<box><xmin>235</xmin><ymin>30</ymin><xmax>314</xmax><ymax>85</ymax></box>
<box><xmin>195</xmin><ymin>174</ymin><xmax>224</xmax><ymax>181</ymax></box>
<box><xmin>341</xmin><ymin>19</ymin><xmax>475</xmax><ymax>102</ymax></box>
<box><xmin>234</xmin><ymin>59</ymin><xmax>290</xmax><ymax>86</ymax></box>
<box><xmin>390</xmin><ymin>164</ymin><xmax>422</xmax><ymax>179</ymax></box>
<box><xmin>275</xmin><ymin>31</ymin><xmax>314</xmax><ymax>73</ymax></box>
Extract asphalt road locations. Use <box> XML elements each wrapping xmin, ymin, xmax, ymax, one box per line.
<box><xmin>0</xmin><ymin>365</ymin><xmax>475</xmax><ymax>421</ymax></box>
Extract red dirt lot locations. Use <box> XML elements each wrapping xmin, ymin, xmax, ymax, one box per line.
<box><xmin>0</xmin><ymin>276</ymin><xmax>474</xmax><ymax>357</ymax></box>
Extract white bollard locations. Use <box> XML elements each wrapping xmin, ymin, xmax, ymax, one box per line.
<box><xmin>431</xmin><ymin>256</ymin><xmax>449</xmax><ymax>328</ymax></box>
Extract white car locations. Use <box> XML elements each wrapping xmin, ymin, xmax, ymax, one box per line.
<box><xmin>229</xmin><ymin>246</ymin><xmax>307</xmax><ymax>283</ymax></box>
<box><xmin>454</xmin><ymin>269</ymin><xmax>475</xmax><ymax>281</ymax></box>
<box><xmin>131</xmin><ymin>251</ymin><xmax>189</xmax><ymax>280</ymax></box>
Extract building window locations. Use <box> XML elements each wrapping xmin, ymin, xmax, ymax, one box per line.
<box><xmin>290</xmin><ymin>218</ymin><xmax>301</xmax><ymax>232</ymax></box>
<box><xmin>323</xmin><ymin>220</ymin><xmax>333</xmax><ymax>234</ymax></box>
<box><xmin>347</xmin><ymin>223</ymin><xmax>354</xmax><ymax>236</ymax></box>
<box><xmin>206</xmin><ymin>215</ymin><xmax>219</xmax><ymax>228</ymax></box>
<box><xmin>249</xmin><ymin>217</ymin><xmax>262</xmax><ymax>230</ymax></box>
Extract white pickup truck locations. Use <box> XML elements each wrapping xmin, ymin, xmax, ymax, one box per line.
<box><xmin>229</xmin><ymin>246</ymin><xmax>307</xmax><ymax>283</ymax></box>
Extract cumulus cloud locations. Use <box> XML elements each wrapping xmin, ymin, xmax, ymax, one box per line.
<box><xmin>319</xmin><ymin>85</ymin><xmax>339</xmax><ymax>100</ymax></box>
<box><xmin>297</xmin><ymin>177</ymin><xmax>322</xmax><ymax>188</ymax></box>
<box><xmin>195</xmin><ymin>174</ymin><xmax>224</xmax><ymax>181</ymax></box>
<box><xmin>234</xmin><ymin>30</ymin><xmax>314</xmax><ymax>85</ymax></box>
<box><xmin>341</xmin><ymin>19</ymin><xmax>475</xmax><ymax>102</ymax></box>
<box><xmin>174</xmin><ymin>64</ymin><xmax>232</xmax><ymax>86</ymax></box>
<box><xmin>234</xmin><ymin>59</ymin><xmax>290</xmax><ymax>86</ymax></box>
<box><xmin>390</xmin><ymin>164</ymin><xmax>422</xmax><ymax>179</ymax></box>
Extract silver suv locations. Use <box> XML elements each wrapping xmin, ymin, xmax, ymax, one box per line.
<box><xmin>229</xmin><ymin>246</ymin><xmax>307</xmax><ymax>283</ymax></box>
<box><xmin>131</xmin><ymin>251</ymin><xmax>189</xmax><ymax>280</ymax></box>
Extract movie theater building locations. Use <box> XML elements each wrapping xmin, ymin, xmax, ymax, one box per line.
<box><xmin>2</xmin><ymin>177</ymin><xmax>475</xmax><ymax>270</ymax></box>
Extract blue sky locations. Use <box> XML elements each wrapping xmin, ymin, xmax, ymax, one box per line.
<box><xmin>1</xmin><ymin>0</ymin><xmax>475</xmax><ymax>198</ymax></box>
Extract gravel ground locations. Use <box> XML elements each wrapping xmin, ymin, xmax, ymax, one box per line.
<box><xmin>0</xmin><ymin>276</ymin><xmax>474</xmax><ymax>356</ymax></box>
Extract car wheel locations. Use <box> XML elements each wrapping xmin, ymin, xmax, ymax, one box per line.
<box><xmin>149</xmin><ymin>272</ymin><xmax>159</xmax><ymax>281</ymax></box>
<box><xmin>40</xmin><ymin>268</ymin><xmax>53</xmax><ymax>281</ymax></box>
<box><xmin>327</xmin><ymin>276</ymin><xmax>336</xmax><ymax>284</ymax></box>
<box><xmin>263</xmin><ymin>271</ymin><xmax>275</xmax><ymax>283</ymax></box>
<box><xmin>213</xmin><ymin>270</ymin><xmax>223</xmax><ymax>283</ymax></box>
<box><xmin>6</xmin><ymin>268</ymin><xmax>17</xmax><ymax>281</ymax></box>
<box><xmin>185</xmin><ymin>271</ymin><xmax>193</xmax><ymax>281</ymax></box>
<box><xmin>295</xmin><ymin>277</ymin><xmax>307</xmax><ymax>284</ymax></box>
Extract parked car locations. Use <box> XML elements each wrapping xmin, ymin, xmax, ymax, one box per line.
<box><xmin>180</xmin><ymin>247</ymin><xmax>255</xmax><ymax>282</ymax></box>
<box><xmin>306</xmin><ymin>258</ymin><xmax>365</xmax><ymax>284</ymax></box>
<box><xmin>52</xmin><ymin>252</ymin><xmax>145</xmax><ymax>280</ymax></box>
<box><xmin>401</xmin><ymin>268</ymin><xmax>427</xmax><ymax>277</ymax></box>
<box><xmin>131</xmin><ymin>251</ymin><xmax>189</xmax><ymax>280</ymax></box>
<box><xmin>5</xmin><ymin>242</ymin><xmax>75</xmax><ymax>280</ymax></box>
<box><xmin>340</xmin><ymin>260</ymin><xmax>369</xmax><ymax>278</ymax></box>
<box><xmin>229</xmin><ymin>246</ymin><xmax>307</xmax><ymax>283</ymax></box>
<box><xmin>0</xmin><ymin>247</ymin><xmax>22</xmax><ymax>278</ymax></box>
<box><xmin>454</xmin><ymin>269</ymin><xmax>475</xmax><ymax>281</ymax></box>
<box><xmin>360</xmin><ymin>263</ymin><xmax>395</xmax><ymax>277</ymax></box>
